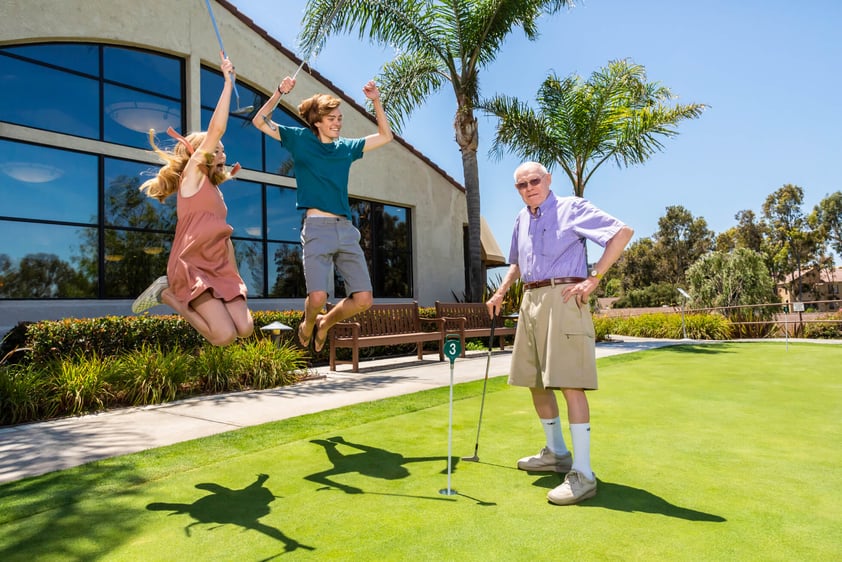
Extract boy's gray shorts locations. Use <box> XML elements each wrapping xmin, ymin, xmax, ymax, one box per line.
<box><xmin>301</xmin><ymin>215</ymin><xmax>372</xmax><ymax>295</ymax></box>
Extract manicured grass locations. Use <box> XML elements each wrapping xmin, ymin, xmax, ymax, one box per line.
<box><xmin>0</xmin><ymin>342</ymin><xmax>840</xmax><ymax>560</ymax></box>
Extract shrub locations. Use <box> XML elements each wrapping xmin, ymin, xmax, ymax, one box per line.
<box><xmin>602</xmin><ymin>312</ymin><xmax>731</xmax><ymax>340</ymax></box>
<box><xmin>111</xmin><ymin>345</ymin><xmax>195</xmax><ymax>406</ymax></box>
<box><xmin>803</xmin><ymin>311</ymin><xmax>842</xmax><ymax>339</ymax></box>
<box><xmin>0</xmin><ymin>363</ymin><xmax>49</xmax><ymax>425</ymax></box>
<box><xmin>41</xmin><ymin>354</ymin><xmax>115</xmax><ymax>417</ymax></box>
<box><xmin>194</xmin><ymin>344</ymin><xmax>248</xmax><ymax>394</ymax></box>
<box><xmin>232</xmin><ymin>338</ymin><xmax>309</xmax><ymax>389</ymax></box>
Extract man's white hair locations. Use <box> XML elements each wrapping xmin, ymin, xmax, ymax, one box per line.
<box><xmin>513</xmin><ymin>161</ymin><xmax>548</xmax><ymax>180</ymax></box>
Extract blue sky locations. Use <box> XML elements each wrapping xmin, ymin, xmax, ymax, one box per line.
<box><xmin>231</xmin><ymin>0</ymin><xmax>841</xmax><ymax>264</ymax></box>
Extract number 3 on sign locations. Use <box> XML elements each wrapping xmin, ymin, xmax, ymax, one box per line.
<box><xmin>444</xmin><ymin>334</ymin><xmax>461</xmax><ymax>363</ymax></box>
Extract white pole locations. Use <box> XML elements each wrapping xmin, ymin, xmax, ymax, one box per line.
<box><xmin>439</xmin><ymin>360</ymin><xmax>457</xmax><ymax>496</ymax></box>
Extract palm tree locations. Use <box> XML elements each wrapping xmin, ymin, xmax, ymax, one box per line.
<box><xmin>480</xmin><ymin>59</ymin><xmax>706</xmax><ymax>197</ymax></box>
<box><xmin>297</xmin><ymin>0</ymin><xmax>572</xmax><ymax>302</ymax></box>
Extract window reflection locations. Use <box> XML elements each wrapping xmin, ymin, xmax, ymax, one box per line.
<box><xmin>349</xmin><ymin>199</ymin><xmax>412</xmax><ymax>298</ymax></box>
<box><xmin>104</xmin><ymin>45</ymin><xmax>181</xmax><ymax>98</ymax></box>
<box><xmin>0</xmin><ymin>53</ymin><xmax>99</xmax><ymax>138</ymax></box>
<box><xmin>0</xmin><ymin>139</ymin><xmax>97</xmax><ymax>223</ymax></box>
<box><xmin>102</xmin><ymin>229</ymin><xmax>171</xmax><ymax>298</ymax></box>
<box><xmin>267</xmin><ymin>242</ymin><xmax>306</xmax><ymax>298</ymax></box>
<box><xmin>0</xmin><ymin>221</ymin><xmax>96</xmax><ymax>297</ymax></box>
<box><xmin>266</xmin><ymin>186</ymin><xmax>303</xmax><ymax>243</ymax></box>
<box><xmin>233</xmin><ymin>239</ymin><xmax>264</xmax><ymax>298</ymax></box>
<box><xmin>105</xmin><ymin>84</ymin><xmax>182</xmax><ymax>148</ymax></box>
<box><xmin>2</xmin><ymin>43</ymin><xmax>98</xmax><ymax>76</ymax></box>
<box><xmin>104</xmin><ymin>157</ymin><xmax>176</xmax><ymax>230</ymax></box>
<box><xmin>220</xmin><ymin>179</ymin><xmax>263</xmax><ymax>239</ymax></box>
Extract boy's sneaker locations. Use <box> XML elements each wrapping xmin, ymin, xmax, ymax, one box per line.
<box><xmin>516</xmin><ymin>447</ymin><xmax>573</xmax><ymax>472</ymax></box>
<box><xmin>132</xmin><ymin>276</ymin><xmax>168</xmax><ymax>313</ymax></box>
<box><xmin>547</xmin><ymin>469</ymin><xmax>597</xmax><ymax>505</ymax></box>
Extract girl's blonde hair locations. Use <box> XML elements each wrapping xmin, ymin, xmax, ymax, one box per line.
<box><xmin>298</xmin><ymin>93</ymin><xmax>341</xmax><ymax>135</ymax></box>
<box><xmin>139</xmin><ymin>130</ymin><xmax>232</xmax><ymax>202</ymax></box>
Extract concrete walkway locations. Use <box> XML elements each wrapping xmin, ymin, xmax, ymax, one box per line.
<box><xmin>0</xmin><ymin>337</ymin><xmax>683</xmax><ymax>485</ymax></box>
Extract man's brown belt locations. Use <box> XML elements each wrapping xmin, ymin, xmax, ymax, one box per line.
<box><xmin>523</xmin><ymin>277</ymin><xmax>586</xmax><ymax>290</ymax></box>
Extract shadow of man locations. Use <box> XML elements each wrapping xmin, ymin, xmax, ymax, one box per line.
<box><xmin>532</xmin><ymin>475</ymin><xmax>725</xmax><ymax>521</ymax></box>
<box><xmin>147</xmin><ymin>473</ymin><xmax>315</xmax><ymax>554</ymax></box>
<box><xmin>305</xmin><ymin>436</ymin><xmax>457</xmax><ymax>494</ymax></box>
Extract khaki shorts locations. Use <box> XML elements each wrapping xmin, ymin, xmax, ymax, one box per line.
<box><xmin>301</xmin><ymin>216</ymin><xmax>373</xmax><ymax>295</ymax></box>
<box><xmin>508</xmin><ymin>284</ymin><xmax>598</xmax><ymax>390</ymax></box>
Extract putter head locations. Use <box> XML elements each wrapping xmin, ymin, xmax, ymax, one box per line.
<box><xmin>461</xmin><ymin>455</ymin><xmax>479</xmax><ymax>462</ymax></box>
<box><xmin>232</xmin><ymin>105</ymin><xmax>254</xmax><ymax>116</ymax></box>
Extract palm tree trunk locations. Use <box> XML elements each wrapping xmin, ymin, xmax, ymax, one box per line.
<box><xmin>455</xmin><ymin>108</ymin><xmax>484</xmax><ymax>302</ymax></box>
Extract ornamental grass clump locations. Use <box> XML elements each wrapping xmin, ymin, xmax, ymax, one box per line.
<box><xmin>111</xmin><ymin>344</ymin><xmax>195</xmax><ymax>406</ymax></box>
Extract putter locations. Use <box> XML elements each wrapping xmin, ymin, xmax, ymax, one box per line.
<box><xmin>462</xmin><ymin>315</ymin><xmax>496</xmax><ymax>462</ymax></box>
<box><xmin>203</xmin><ymin>0</ymin><xmax>254</xmax><ymax>115</ymax></box>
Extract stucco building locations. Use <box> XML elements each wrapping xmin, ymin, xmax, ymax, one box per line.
<box><xmin>0</xmin><ymin>0</ymin><xmax>504</xmax><ymax>335</ymax></box>
<box><xmin>777</xmin><ymin>266</ymin><xmax>842</xmax><ymax>312</ymax></box>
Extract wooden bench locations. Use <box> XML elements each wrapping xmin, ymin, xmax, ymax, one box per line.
<box><xmin>328</xmin><ymin>302</ymin><xmax>445</xmax><ymax>372</ymax></box>
<box><xmin>435</xmin><ymin>301</ymin><xmax>517</xmax><ymax>357</ymax></box>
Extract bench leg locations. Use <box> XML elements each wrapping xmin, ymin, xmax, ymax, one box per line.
<box><xmin>329</xmin><ymin>341</ymin><xmax>337</xmax><ymax>371</ymax></box>
<box><xmin>352</xmin><ymin>346</ymin><xmax>359</xmax><ymax>373</ymax></box>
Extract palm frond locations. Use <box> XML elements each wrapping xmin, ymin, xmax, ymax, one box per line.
<box><xmin>375</xmin><ymin>52</ymin><xmax>448</xmax><ymax>134</ymax></box>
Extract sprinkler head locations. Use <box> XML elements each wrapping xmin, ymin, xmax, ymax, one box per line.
<box><xmin>461</xmin><ymin>455</ymin><xmax>479</xmax><ymax>462</ymax></box>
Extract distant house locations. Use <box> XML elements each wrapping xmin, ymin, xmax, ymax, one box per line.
<box><xmin>777</xmin><ymin>266</ymin><xmax>842</xmax><ymax>312</ymax></box>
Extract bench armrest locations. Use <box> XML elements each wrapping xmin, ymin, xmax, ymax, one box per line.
<box><xmin>420</xmin><ymin>317</ymin><xmax>446</xmax><ymax>332</ymax></box>
<box><xmin>440</xmin><ymin>316</ymin><xmax>467</xmax><ymax>331</ymax></box>
<box><xmin>331</xmin><ymin>321</ymin><xmax>361</xmax><ymax>340</ymax></box>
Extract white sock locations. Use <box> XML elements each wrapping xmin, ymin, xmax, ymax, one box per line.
<box><xmin>541</xmin><ymin>417</ymin><xmax>568</xmax><ymax>455</ymax></box>
<box><xmin>570</xmin><ymin>423</ymin><xmax>594</xmax><ymax>480</ymax></box>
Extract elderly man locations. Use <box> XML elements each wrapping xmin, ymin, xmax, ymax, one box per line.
<box><xmin>487</xmin><ymin>161</ymin><xmax>633</xmax><ymax>505</ymax></box>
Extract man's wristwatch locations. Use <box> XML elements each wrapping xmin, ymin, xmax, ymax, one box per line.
<box><xmin>590</xmin><ymin>268</ymin><xmax>603</xmax><ymax>280</ymax></box>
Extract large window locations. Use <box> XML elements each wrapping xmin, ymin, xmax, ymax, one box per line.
<box><xmin>1</xmin><ymin>43</ymin><xmax>414</xmax><ymax>301</ymax></box>
<box><xmin>1</xmin><ymin>43</ymin><xmax>183</xmax><ymax>149</ymax></box>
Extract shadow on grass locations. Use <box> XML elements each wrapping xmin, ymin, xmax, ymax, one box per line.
<box><xmin>663</xmin><ymin>344</ymin><xmax>736</xmax><ymax>355</ymax></box>
<box><xmin>305</xmin><ymin>436</ymin><xmax>464</xmax><ymax>500</ymax></box>
<box><xmin>147</xmin><ymin>473</ymin><xmax>315</xmax><ymax>555</ymax></box>
<box><xmin>532</xmin><ymin>475</ymin><xmax>726</xmax><ymax>522</ymax></box>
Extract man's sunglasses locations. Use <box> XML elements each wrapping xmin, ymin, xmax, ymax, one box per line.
<box><xmin>515</xmin><ymin>176</ymin><xmax>544</xmax><ymax>190</ymax></box>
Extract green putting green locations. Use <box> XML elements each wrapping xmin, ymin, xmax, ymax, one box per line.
<box><xmin>1</xmin><ymin>342</ymin><xmax>840</xmax><ymax>560</ymax></box>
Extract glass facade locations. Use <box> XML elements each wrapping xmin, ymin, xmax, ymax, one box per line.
<box><xmin>0</xmin><ymin>42</ymin><xmax>413</xmax><ymax>301</ymax></box>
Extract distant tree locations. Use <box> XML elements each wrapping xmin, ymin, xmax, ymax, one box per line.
<box><xmin>811</xmin><ymin>191</ymin><xmax>842</xmax><ymax>259</ymax></box>
<box><xmin>0</xmin><ymin>253</ymin><xmax>91</xmax><ymax>298</ymax></box>
<box><xmin>480</xmin><ymin>59</ymin><xmax>706</xmax><ymax>198</ymax></box>
<box><xmin>761</xmin><ymin>184</ymin><xmax>822</xmax><ymax>299</ymax></box>
<box><xmin>716</xmin><ymin>210</ymin><xmax>767</xmax><ymax>252</ymax></box>
<box><xmin>652</xmin><ymin>205</ymin><xmax>714</xmax><ymax>285</ymax></box>
<box><xmin>686</xmin><ymin>248</ymin><xmax>777</xmax><ymax>309</ymax></box>
<box><xmin>611</xmin><ymin>237</ymin><xmax>659</xmax><ymax>291</ymax></box>
<box><xmin>612</xmin><ymin>282</ymin><xmax>678</xmax><ymax>308</ymax></box>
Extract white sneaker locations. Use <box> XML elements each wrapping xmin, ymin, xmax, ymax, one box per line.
<box><xmin>516</xmin><ymin>447</ymin><xmax>573</xmax><ymax>472</ymax></box>
<box><xmin>547</xmin><ymin>469</ymin><xmax>597</xmax><ymax>505</ymax></box>
<box><xmin>132</xmin><ymin>276</ymin><xmax>168</xmax><ymax>313</ymax></box>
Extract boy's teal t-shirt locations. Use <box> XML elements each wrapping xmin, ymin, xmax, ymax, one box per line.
<box><xmin>276</xmin><ymin>125</ymin><xmax>366</xmax><ymax>219</ymax></box>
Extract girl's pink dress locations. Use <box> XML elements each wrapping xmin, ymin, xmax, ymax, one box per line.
<box><xmin>167</xmin><ymin>176</ymin><xmax>247</xmax><ymax>305</ymax></box>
